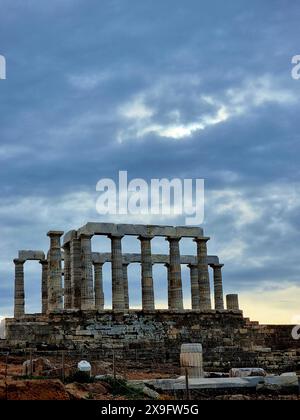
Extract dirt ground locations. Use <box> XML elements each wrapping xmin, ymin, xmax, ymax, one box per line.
<box><xmin>0</xmin><ymin>356</ymin><xmax>299</xmax><ymax>400</ymax></box>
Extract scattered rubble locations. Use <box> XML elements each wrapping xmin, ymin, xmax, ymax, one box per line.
<box><xmin>22</xmin><ymin>357</ymin><xmax>54</xmax><ymax>377</ymax></box>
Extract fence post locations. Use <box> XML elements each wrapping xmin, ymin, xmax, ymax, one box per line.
<box><xmin>185</xmin><ymin>368</ymin><xmax>190</xmax><ymax>400</ymax></box>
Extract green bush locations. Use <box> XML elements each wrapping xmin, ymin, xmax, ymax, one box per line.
<box><xmin>65</xmin><ymin>370</ymin><xmax>94</xmax><ymax>384</ymax></box>
<box><xmin>101</xmin><ymin>376</ymin><xmax>145</xmax><ymax>399</ymax></box>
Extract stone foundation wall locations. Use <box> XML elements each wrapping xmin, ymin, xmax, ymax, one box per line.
<box><xmin>4</xmin><ymin>311</ymin><xmax>299</xmax><ymax>372</ymax></box>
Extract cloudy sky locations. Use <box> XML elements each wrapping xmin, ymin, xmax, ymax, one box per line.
<box><xmin>0</xmin><ymin>0</ymin><xmax>300</xmax><ymax>323</ymax></box>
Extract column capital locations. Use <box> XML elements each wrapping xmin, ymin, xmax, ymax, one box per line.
<box><xmin>93</xmin><ymin>261</ymin><xmax>104</xmax><ymax>267</ymax></box>
<box><xmin>138</xmin><ymin>235</ymin><xmax>154</xmax><ymax>241</ymax></box>
<box><xmin>187</xmin><ymin>263</ymin><xmax>197</xmax><ymax>269</ymax></box>
<box><xmin>79</xmin><ymin>233</ymin><xmax>93</xmax><ymax>240</ymax></box>
<box><xmin>108</xmin><ymin>234</ymin><xmax>124</xmax><ymax>240</ymax></box>
<box><xmin>165</xmin><ymin>236</ymin><xmax>181</xmax><ymax>242</ymax></box>
<box><xmin>39</xmin><ymin>259</ymin><xmax>48</xmax><ymax>266</ymax></box>
<box><xmin>193</xmin><ymin>236</ymin><xmax>210</xmax><ymax>244</ymax></box>
<box><xmin>47</xmin><ymin>230</ymin><xmax>64</xmax><ymax>238</ymax></box>
<box><xmin>13</xmin><ymin>258</ymin><xmax>25</xmax><ymax>265</ymax></box>
<box><xmin>211</xmin><ymin>263</ymin><xmax>224</xmax><ymax>269</ymax></box>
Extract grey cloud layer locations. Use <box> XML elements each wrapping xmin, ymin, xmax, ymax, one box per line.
<box><xmin>0</xmin><ymin>0</ymin><xmax>299</xmax><ymax>314</ymax></box>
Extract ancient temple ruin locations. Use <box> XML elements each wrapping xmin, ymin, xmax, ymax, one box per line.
<box><xmin>13</xmin><ymin>222</ymin><xmax>240</xmax><ymax>317</ymax></box>
<box><xmin>5</xmin><ymin>223</ymin><xmax>298</xmax><ymax>372</ymax></box>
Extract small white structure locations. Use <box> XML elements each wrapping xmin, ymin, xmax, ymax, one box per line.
<box><xmin>77</xmin><ymin>360</ymin><xmax>92</xmax><ymax>376</ymax></box>
<box><xmin>180</xmin><ymin>343</ymin><xmax>203</xmax><ymax>378</ymax></box>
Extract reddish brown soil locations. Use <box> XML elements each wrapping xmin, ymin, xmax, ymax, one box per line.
<box><xmin>0</xmin><ymin>379</ymin><xmax>69</xmax><ymax>400</ymax></box>
<box><xmin>0</xmin><ymin>357</ymin><xmax>298</xmax><ymax>400</ymax></box>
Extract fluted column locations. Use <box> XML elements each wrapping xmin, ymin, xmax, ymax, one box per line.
<box><xmin>188</xmin><ymin>264</ymin><xmax>200</xmax><ymax>310</ymax></box>
<box><xmin>70</xmin><ymin>237</ymin><xmax>82</xmax><ymax>309</ymax></box>
<box><xmin>63</xmin><ymin>244</ymin><xmax>72</xmax><ymax>309</ymax></box>
<box><xmin>110</xmin><ymin>234</ymin><xmax>125</xmax><ymax>312</ymax></box>
<box><xmin>122</xmin><ymin>263</ymin><xmax>129</xmax><ymax>312</ymax></box>
<box><xmin>14</xmin><ymin>259</ymin><xmax>25</xmax><ymax>318</ymax></box>
<box><xmin>226</xmin><ymin>294</ymin><xmax>240</xmax><ymax>311</ymax></box>
<box><xmin>212</xmin><ymin>264</ymin><xmax>224</xmax><ymax>310</ymax></box>
<box><xmin>94</xmin><ymin>262</ymin><xmax>105</xmax><ymax>311</ymax></box>
<box><xmin>194</xmin><ymin>237</ymin><xmax>212</xmax><ymax>310</ymax></box>
<box><xmin>80</xmin><ymin>234</ymin><xmax>94</xmax><ymax>310</ymax></box>
<box><xmin>39</xmin><ymin>260</ymin><xmax>48</xmax><ymax>314</ymax></box>
<box><xmin>166</xmin><ymin>237</ymin><xmax>183</xmax><ymax>310</ymax></box>
<box><xmin>139</xmin><ymin>236</ymin><xmax>155</xmax><ymax>311</ymax></box>
<box><xmin>164</xmin><ymin>263</ymin><xmax>172</xmax><ymax>309</ymax></box>
<box><xmin>47</xmin><ymin>231</ymin><xmax>64</xmax><ymax>312</ymax></box>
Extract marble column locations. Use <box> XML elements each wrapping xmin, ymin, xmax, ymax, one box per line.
<box><xmin>188</xmin><ymin>264</ymin><xmax>200</xmax><ymax>310</ymax></box>
<box><xmin>226</xmin><ymin>294</ymin><xmax>240</xmax><ymax>311</ymax></box>
<box><xmin>80</xmin><ymin>234</ymin><xmax>94</xmax><ymax>310</ymax></box>
<box><xmin>194</xmin><ymin>237</ymin><xmax>212</xmax><ymax>310</ymax></box>
<box><xmin>63</xmin><ymin>244</ymin><xmax>72</xmax><ymax>309</ymax></box>
<box><xmin>94</xmin><ymin>262</ymin><xmax>105</xmax><ymax>311</ymax></box>
<box><xmin>166</xmin><ymin>237</ymin><xmax>183</xmax><ymax>310</ymax></box>
<box><xmin>47</xmin><ymin>231</ymin><xmax>64</xmax><ymax>312</ymax></box>
<box><xmin>109</xmin><ymin>235</ymin><xmax>125</xmax><ymax>312</ymax></box>
<box><xmin>139</xmin><ymin>236</ymin><xmax>155</xmax><ymax>311</ymax></box>
<box><xmin>212</xmin><ymin>264</ymin><xmax>224</xmax><ymax>310</ymax></box>
<box><xmin>122</xmin><ymin>263</ymin><xmax>129</xmax><ymax>312</ymax></box>
<box><xmin>70</xmin><ymin>237</ymin><xmax>82</xmax><ymax>309</ymax></box>
<box><xmin>164</xmin><ymin>263</ymin><xmax>172</xmax><ymax>310</ymax></box>
<box><xmin>39</xmin><ymin>260</ymin><xmax>48</xmax><ymax>314</ymax></box>
<box><xmin>14</xmin><ymin>259</ymin><xmax>25</xmax><ymax>318</ymax></box>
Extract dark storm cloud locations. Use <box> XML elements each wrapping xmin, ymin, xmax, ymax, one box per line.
<box><xmin>0</xmin><ymin>0</ymin><xmax>300</xmax><ymax>315</ymax></box>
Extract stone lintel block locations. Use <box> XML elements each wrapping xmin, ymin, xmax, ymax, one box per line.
<box><xmin>77</xmin><ymin>223</ymin><xmax>204</xmax><ymax>238</ymax></box>
<box><xmin>18</xmin><ymin>250</ymin><xmax>46</xmax><ymax>261</ymax></box>
<box><xmin>91</xmin><ymin>252</ymin><xmax>219</xmax><ymax>266</ymax></box>
<box><xmin>175</xmin><ymin>226</ymin><xmax>203</xmax><ymax>237</ymax></box>
<box><xmin>78</xmin><ymin>223</ymin><xmax>117</xmax><ymax>237</ymax></box>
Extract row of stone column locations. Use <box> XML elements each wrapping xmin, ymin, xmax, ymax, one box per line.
<box><xmin>14</xmin><ymin>231</ymin><xmax>237</xmax><ymax>316</ymax></box>
<box><xmin>13</xmin><ymin>258</ymin><xmax>48</xmax><ymax>318</ymax></box>
<box><xmin>49</xmin><ymin>232</ymin><xmax>224</xmax><ymax>313</ymax></box>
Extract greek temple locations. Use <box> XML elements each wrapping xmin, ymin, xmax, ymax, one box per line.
<box><xmin>13</xmin><ymin>222</ymin><xmax>240</xmax><ymax>318</ymax></box>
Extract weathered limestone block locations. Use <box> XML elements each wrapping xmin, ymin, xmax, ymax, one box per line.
<box><xmin>80</xmin><ymin>234</ymin><xmax>94</xmax><ymax>310</ymax></box>
<box><xmin>14</xmin><ymin>259</ymin><xmax>25</xmax><ymax>318</ymax></box>
<box><xmin>47</xmin><ymin>231</ymin><xmax>64</xmax><ymax>312</ymax></box>
<box><xmin>226</xmin><ymin>294</ymin><xmax>240</xmax><ymax>311</ymax></box>
<box><xmin>188</xmin><ymin>264</ymin><xmax>200</xmax><ymax>310</ymax></box>
<box><xmin>110</xmin><ymin>235</ymin><xmax>125</xmax><ymax>312</ymax></box>
<box><xmin>122</xmin><ymin>263</ymin><xmax>129</xmax><ymax>312</ymax></box>
<box><xmin>194</xmin><ymin>237</ymin><xmax>212</xmax><ymax>310</ymax></box>
<box><xmin>70</xmin><ymin>236</ymin><xmax>82</xmax><ymax>309</ymax></box>
<box><xmin>212</xmin><ymin>264</ymin><xmax>224</xmax><ymax>310</ymax></box>
<box><xmin>94</xmin><ymin>262</ymin><xmax>105</xmax><ymax>311</ymax></box>
<box><xmin>167</xmin><ymin>237</ymin><xmax>183</xmax><ymax>310</ymax></box>
<box><xmin>19</xmin><ymin>250</ymin><xmax>45</xmax><ymax>261</ymax></box>
<box><xmin>40</xmin><ymin>260</ymin><xmax>48</xmax><ymax>314</ymax></box>
<box><xmin>139</xmin><ymin>236</ymin><xmax>155</xmax><ymax>311</ymax></box>
<box><xmin>63</xmin><ymin>244</ymin><xmax>72</xmax><ymax>309</ymax></box>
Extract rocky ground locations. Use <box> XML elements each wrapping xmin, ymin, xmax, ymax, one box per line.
<box><xmin>0</xmin><ymin>356</ymin><xmax>299</xmax><ymax>400</ymax></box>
